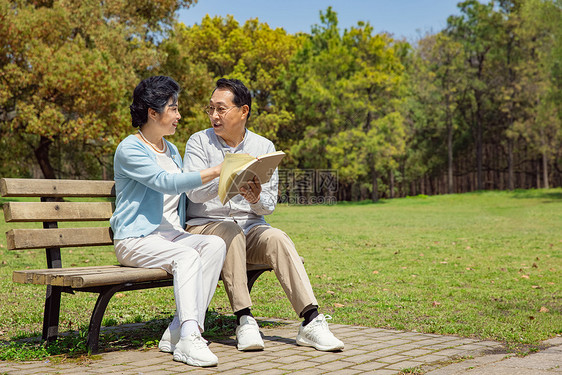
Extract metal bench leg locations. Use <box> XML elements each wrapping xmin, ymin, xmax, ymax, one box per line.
<box><xmin>42</xmin><ymin>285</ymin><xmax>62</xmax><ymax>344</ymax></box>
<box><xmin>86</xmin><ymin>284</ymin><xmax>124</xmax><ymax>353</ymax></box>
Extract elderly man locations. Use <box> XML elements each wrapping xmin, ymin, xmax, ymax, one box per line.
<box><xmin>183</xmin><ymin>78</ymin><xmax>344</xmax><ymax>352</ymax></box>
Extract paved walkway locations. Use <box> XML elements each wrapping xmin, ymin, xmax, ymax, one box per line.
<box><xmin>0</xmin><ymin>319</ymin><xmax>560</xmax><ymax>374</ymax></box>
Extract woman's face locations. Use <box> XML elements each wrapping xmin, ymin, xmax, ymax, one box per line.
<box><xmin>155</xmin><ymin>97</ymin><xmax>181</xmax><ymax>136</ymax></box>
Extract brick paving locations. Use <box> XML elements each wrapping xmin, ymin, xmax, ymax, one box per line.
<box><xmin>0</xmin><ymin>318</ymin><xmax>559</xmax><ymax>374</ymax></box>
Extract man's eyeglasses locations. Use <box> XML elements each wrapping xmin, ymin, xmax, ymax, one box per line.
<box><xmin>204</xmin><ymin>105</ymin><xmax>238</xmax><ymax>116</ymax></box>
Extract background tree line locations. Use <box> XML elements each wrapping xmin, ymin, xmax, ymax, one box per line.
<box><xmin>1</xmin><ymin>0</ymin><xmax>561</xmax><ymax>200</ymax></box>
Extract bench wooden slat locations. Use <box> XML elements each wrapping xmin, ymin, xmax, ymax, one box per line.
<box><xmin>13</xmin><ymin>266</ymin><xmax>171</xmax><ymax>288</ymax></box>
<box><xmin>0</xmin><ymin>178</ymin><xmax>115</xmax><ymax>198</ymax></box>
<box><xmin>6</xmin><ymin>227</ymin><xmax>112</xmax><ymax>250</ymax></box>
<box><xmin>3</xmin><ymin>202</ymin><xmax>113</xmax><ymax>222</ymax></box>
<box><xmin>70</xmin><ymin>268</ymin><xmax>171</xmax><ymax>288</ymax></box>
<box><xmin>13</xmin><ymin>263</ymin><xmax>273</xmax><ymax>288</ymax></box>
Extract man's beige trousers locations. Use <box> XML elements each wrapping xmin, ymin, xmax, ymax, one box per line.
<box><xmin>187</xmin><ymin>222</ymin><xmax>318</xmax><ymax>316</ymax></box>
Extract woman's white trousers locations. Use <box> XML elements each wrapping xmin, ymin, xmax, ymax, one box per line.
<box><xmin>114</xmin><ymin>229</ymin><xmax>226</xmax><ymax>331</ymax></box>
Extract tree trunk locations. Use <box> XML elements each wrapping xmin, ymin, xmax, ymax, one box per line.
<box><xmin>536</xmin><ymin>159</ymin><xmax>541</xmax><ymax>188</ymax></box>
<box><xmin>476</xmin><ymin>118</ymin><xmax>483</xmax><ymax>190</ymax></box>
<box><xmin>507</xmin><ymin>138</ymin><xmax>514</xmax><ymax>190</ymax></box>
<box><xmin>543</xmin><ymin>151</ymin><xmax>550</xmax><ymax>189</ymax></box>
<box><xmin>447</xmin><ymin>120</ymin><xmax>454</xmax><ymax>194</ymax></box>
<box><xmin>389</xmin><ymin>170</ymin><xmax>395</xmax><ymax>199</ymax></box>
<box><xmin>371</xmin><ymin>170</ymin><xmax>378</xmax><ymax>202</ymax></box>
<box><xmin>34</xmin><ymin>136</ymin><xmax>56</xmax><ymax>179</ymax></box>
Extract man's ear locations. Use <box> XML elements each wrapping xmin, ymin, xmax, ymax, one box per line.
<box><xmin>240</xmin><ymin>105</ymin><xmax>249</xmax><ymax>120</ymax></box>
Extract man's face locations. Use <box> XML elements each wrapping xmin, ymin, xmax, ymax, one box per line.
<box><xmin>208</xmin><ymin>88</ymin><xmax>248</xmax><ymax>147</ymax></box>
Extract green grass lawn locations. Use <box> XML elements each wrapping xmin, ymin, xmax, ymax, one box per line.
<box><xmin>0</xmin><ymin>189</ymin><xmax>560</xmax><ymax>360</ymax></box>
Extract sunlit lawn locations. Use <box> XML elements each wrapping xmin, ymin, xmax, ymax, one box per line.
<box><xmin>0</xmin><ymin>189</ymin><xmax>560</xmax><ymax>359</ymax></box>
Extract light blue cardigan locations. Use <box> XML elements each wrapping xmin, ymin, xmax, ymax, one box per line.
<box><xmin>110</xmin><ymin>135</ymin><xmax>202</xmax><ymax>240</ymax></box>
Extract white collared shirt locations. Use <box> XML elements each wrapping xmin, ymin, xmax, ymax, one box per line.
<box><xmin>183</xmin><ymin>128</ymin><xmax>278</xmax><ymax>233</ymax></box>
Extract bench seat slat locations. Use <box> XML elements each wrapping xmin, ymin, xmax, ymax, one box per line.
<box><xmin>4</xmin><ymin>202</ymin><xmax>113</xmax><ymax>222</ymax></box>
<box><xmin>13</xmin><ymin>266</ymin><xmax>171</xmax><ymax>288</ymax></box>
<box><xmin>0</xmin><ymin>178</ymin><xmax>115</xmax><ymax>198</ymax></box>
<box><xmin>13</xmin><ymin>263</ymin><xmax>273</xmax><ymax>288</ymax></box>
<box><xmin>7</xmin><ymin>227</ymin><xmax>112</xmax><ymax>250</ymax></box>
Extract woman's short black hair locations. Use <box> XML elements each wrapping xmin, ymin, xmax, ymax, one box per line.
<box><xmin>213</xmin><ymin>78</ymin><xmax>252</xmax><ymax>120</ymax></box>
<box><xmin>130</xmin><ymin>76</ymin><xmax>181</xmax><ymax>128</ymax></box>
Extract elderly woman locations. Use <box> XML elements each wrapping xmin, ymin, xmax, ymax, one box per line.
<box><xmin>110</xmin><ymin>76</ymin><xmax>225</xmax><ymax>367</ymax></box>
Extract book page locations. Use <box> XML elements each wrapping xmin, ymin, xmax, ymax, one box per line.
<box><xmin>218</xmin><ymin>153</ymin><xmax>255</xmax><ymax>204</ymax></box>
<box><xmin>218</xmin><ymin>151</ymin><xmax>285</xmax><ymax>204</ymax></box>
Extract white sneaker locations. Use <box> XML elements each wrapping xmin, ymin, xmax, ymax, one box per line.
<box><xmin>158</xmin><ymin>324</ymin><xmax>180</xmax><ymax>353</ymax></box>
<box><xmin>235</xmin><ymin>315</ymin><xmax>265</xmax><ymax>351</ymax></box>
<box><xmin>172</xmin><ymin>332</ymin><xmax>218</xmax><ymax>367</ymax></box>
<box><xmin>296</xmin><ymin>314</ymin><xmax>344</xmax><ymax>351</ymax></box>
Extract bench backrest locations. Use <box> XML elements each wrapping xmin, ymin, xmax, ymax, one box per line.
<box><xmin>1</xmin><ymin>178</ymin><xmax>115</xmax><ymax>268</ymax></box>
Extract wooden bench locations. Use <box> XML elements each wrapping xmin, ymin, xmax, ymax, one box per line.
<box><xmin>1</xmin><ymin>178</ymin><xmax>273</xmax><ymax>353</ymax></box>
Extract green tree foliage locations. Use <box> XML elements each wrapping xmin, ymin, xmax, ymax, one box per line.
<box><xmin>0</xmin><ymin>0</ymin><xmax>195</xmax><ymax>178</ymax></box>
<box><xmin>441</xmin><ymin>0</ymin><xmax>562</xmax><ymax>192</ymax></box>
<box><xmin>159</xmin><ymin>15</ymin><xmax>299</xmax><ymax>151</ymax></box>
<box><xmin>2</xmin><ymin>1</ymin><xmax>561</xmax><ymax>197</ymax></box>
<box><xmin>512</xmin><ymin>0</ymin><xmax>562</xmax><ymax>188</ymax></box>
<box><xmin>408</xmin><ymin>33</ymin><xmax>466</xmax><ymax>194</ymax></box>
<box><xmin>447</xmin><ymin>0</ymin><xmax>504</xmax><ymax>190</ymax></box>
<box><xmin>283</xmin><ymin>7</ymin><xmax>407</xmax><ymax>200</ymax></box>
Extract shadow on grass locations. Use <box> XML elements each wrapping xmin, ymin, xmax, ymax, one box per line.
<box><xmin>0</xmin><ymin>318</ymin><xmax>169</xmax><ymax>362</ymax></box>
<box><xmin>509</xmin><ymin>189</ymin><xmax>562</xmax><ymax>201</ymax></box>
<box><xmin>0</xmin><ymin>311</ymin><xmax>289</xmax><ymax>361</ymax></box>
<box><xmin>335</xmin><ymin>199</ymin><xmax>389</xmax><ymax>206</ymax></box>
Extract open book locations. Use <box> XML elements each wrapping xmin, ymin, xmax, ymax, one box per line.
<box><xmin>218</xmin><ymin>151</ymin><xmax>286</xmax><ymax>205</ymax></box>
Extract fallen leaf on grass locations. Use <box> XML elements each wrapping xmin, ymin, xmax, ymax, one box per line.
<box><xmin>432</xmin><ymin>301</ymin><xmax>441</xmax><ymax>307</ymax></box>
<box><xmin>539</xmin><ymin>306</ymin><xmax>549</xmax><ymax>313</ymax></box>
<box><xmin>372</xmin><ymin>270</ymin><xmax>379</xmax><ymax>274</ymax></box>
<box><xmin>334</xmin><ymin>303</ymin><xmax>345</xmax><ymax>308</ymax></box>
<box><xmin>531</xmin><ymin>285</ymin><xmax>541</xmax><ymax>289</ymax></box>
<box><xmin>440</xmin><ymin>261</ymin><xmax>448</xmax><ymax>264</ymax></box>
<box><xmin>326</xmin><ymin>290</ymin><xmax>335</xmax><ymax>295</ymax></box>
<box><xmin>521</xmin><ymin>274</ymin><xmax>530</xmax><ymax>279</ymax></box>
<box><xmin>466</xmin><ymin>246</ymin><xmax>471</xmax><ymax>250</ymax></box>
<box><xmin>115</xmin><ymin>293</ymin><xmax>125</xmax><ymax>298</ymax></box>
